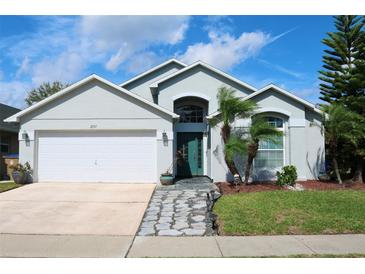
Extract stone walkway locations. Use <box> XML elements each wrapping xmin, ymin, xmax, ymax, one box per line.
<box><xmin>137</xmin><ymin>177</ymin><xmax>219</xmax><ymax>236</ymax></box>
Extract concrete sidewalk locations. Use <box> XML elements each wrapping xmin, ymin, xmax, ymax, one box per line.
<box><xmin>127</xmin><ymin>234</ymin><xmax>365</xmax><ymax>257</ymax></box>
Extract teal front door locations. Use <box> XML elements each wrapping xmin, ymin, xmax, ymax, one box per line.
<box><xmin>176</xmin><ymin>132</ymin><xmax>203</xmax><ymax>177</ymax></box>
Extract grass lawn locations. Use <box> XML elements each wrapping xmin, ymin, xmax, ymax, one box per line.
<box><xmin>239</xmin><ymin>254</ymin><xmax>365</xmax><ymax>258</ymax></box>
<box><xmin>0</xmin><ymin>182</ymin><xmax>22</xmax><ymax>193</ymax></box>
<box><xmin>214</xmin><ymin>190</ymin><xmax>365</xmax><ymax>235</ymax></box>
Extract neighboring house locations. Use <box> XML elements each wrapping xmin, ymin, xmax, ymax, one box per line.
<box><xmin>4</xmin><ymin>59</ymin><xmax>325</xmax><ymax>183</ymax></box>
<box><xmin>0</xmin><ymin>103</ymin><xmax>20</xmax><ymax>179</ymax></box>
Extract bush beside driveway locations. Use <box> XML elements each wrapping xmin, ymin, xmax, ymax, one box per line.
<box><xmin>214</xmin><ymin>190</ymin><xmax>365</xmax><ymax>235</ymax></box>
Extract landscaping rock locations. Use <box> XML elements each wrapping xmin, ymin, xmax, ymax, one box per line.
<box><xmin>139</xmin><ymin>228</ymin><xmax>156</xmax><ymax>236</ymax></box>
<box><xmin>181</xmin><ymin>228</ymin><xmax>206</xmax><ymax>236</ymax></box>
<box><xmin>158</xmin><ymin>229</ymin><xmax>183</xmax><ymax>236</ymax></box>
<box><xmin>191</xmin><ymin>215</ymin><xmax>205</xmax><ymax>222</ymax></box>
<box><xmin>286</xmin><ymin>183</ymin><xmax>304</xmax><ymax>191</ymax></box>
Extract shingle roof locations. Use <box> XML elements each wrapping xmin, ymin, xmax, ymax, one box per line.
<box><xmin>0</xmin><ymin>103</ymin><xmax>21</xmax><ymax>133</ymax></box>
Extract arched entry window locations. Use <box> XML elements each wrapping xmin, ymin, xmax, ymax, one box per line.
<box><xmin>254</xmin><ymin>116</ymin><xmax>284</xmax><ymax>169</ymax></box>
<box><xmin>175</xmin><ymin>105</ymin><xmax>204</xmax><ymax>123</ymax></box>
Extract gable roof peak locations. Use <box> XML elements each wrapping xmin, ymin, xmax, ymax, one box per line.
<box><xmin>4</xmin><ymin>74</ymin><xmax>179</xmax><ymax>122</ymax></box>
<box><xmin>149</xmin><ymin>60</ymin><xmax>257</xmax><ymax>92</ymax></box>
<box><xmin>119</xmin><ymin>58</ymin><xmax>187</xmax><ymax>87</ymax></box>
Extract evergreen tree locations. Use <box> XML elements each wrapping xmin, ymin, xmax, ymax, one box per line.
<box><xmin>319</xmin><ymin>16</ymin><xmax>365</xmax><ymax>108</ymax></box>
<box><xmin>319</xmin><ymin>15</ymin><xmax>365</xmax><ymax>183</ymax></box>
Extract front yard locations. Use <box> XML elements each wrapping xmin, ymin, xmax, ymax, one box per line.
<box><xmin>214</xmin><ymin>190</ymin><xmax>365</xmax><ymax>235</ymax></box>
<box><xmin>0</xmin><ymin>182</ymin><xmax>22</xmax><ymax>193</ymax></box>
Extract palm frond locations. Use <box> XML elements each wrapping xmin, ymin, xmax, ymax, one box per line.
<box><xmin>214</xmin><ymin>86</ymin><xmax>258</xmax><ymax>127</ymax></box>
<box><xmin>249</xmin><ymin>116</ymin><xmax>283</xmax><ymax>142</ymax></box>
<box><xmin>225</xmin><ymin>135</ymin><xmax>248</xmax><ymax>162</ymax></box>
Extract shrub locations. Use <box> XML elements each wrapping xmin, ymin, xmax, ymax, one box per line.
<box><xmin>10</xmin><ymin>162</ymin><xmax>33</xmax><ymax>175</ymax></box>
<box><xmin>276</xmin><ymin>165</ymin><xmax>297</xmax><ymax>186</ymax></box>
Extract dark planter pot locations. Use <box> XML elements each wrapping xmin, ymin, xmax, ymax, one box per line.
<box><xmin>25</xmin><ymin>172</ymin><xmax>33</xmax><ymax>184</ymax></box>
<box><xmin>12</xmin><ymin>171</ymin><xmax>27</xmax><ymax>184</ymax></box>
<box><xmin>160</xmin><ymin>175</ymin><xmax>174</xmax><ymax>185</ymax></box>
<box><xmin>318</xmin><ymin>174</ymin><xmax>330</xmax><ymax>181</ymax></box>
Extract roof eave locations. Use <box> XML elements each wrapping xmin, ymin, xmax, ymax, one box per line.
<box><xmin>4</xmin><ymin>74</ymin><xmax>180</xmax><ymax>122</ymax></box>
<box><xmin>119</xmin><ymin>58</ymin><xmax>187</xmax><ymax>87</ymax></box>
<box><xmin>148</xmin><ymin>61</ymin><xmax>258</xmax><ymax>93</ymax></box>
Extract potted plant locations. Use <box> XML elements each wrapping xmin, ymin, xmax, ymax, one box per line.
<box><xmin>160</xmin><ymin>157</ymin><xmax>177</xmax><ymax>185</ymax></box>
<box><xmin>160</xmin><ymin>171</ymin><xmax>174</xmax><ymax>185</ymax></box>
<box><xmin>10</xmin><ymin>162</ymin><xmax>33</xmax><ymax>184</ymax></box>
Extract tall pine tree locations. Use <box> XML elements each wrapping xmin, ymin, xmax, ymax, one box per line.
<box><xmin>319</xmin><ymin>15</ymin><xmax>365</xmax><ymax>183</ymax></box>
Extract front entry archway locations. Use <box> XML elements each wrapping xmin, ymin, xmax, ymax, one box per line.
<box><xmin>176</xmin><ymin>132</ymin><xmax>203</xmax><ymax>177</ymax></box>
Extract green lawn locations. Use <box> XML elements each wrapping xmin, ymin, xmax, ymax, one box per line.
<box><xmin>237</xmin><ymin>254</ymin><xmax>365</xmax><ymax>258</ymax></box>
<box><xmin>0</xmin><ymin>182</ymin><xmax>22</xmax><ymax>193</ymax></box>
<box><xmin>214</xmin><ymin>190</ymin><xmax>365</xmax><ymax>235</ymax></box>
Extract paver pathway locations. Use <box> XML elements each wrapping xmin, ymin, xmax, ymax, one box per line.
<box><xmin>137</xmin><ymin>177</ymin><xmax>219</xmax><ymax>236</ymax></box>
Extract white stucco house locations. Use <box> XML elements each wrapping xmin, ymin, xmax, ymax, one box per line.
<box><xmin>5</xmin><ymin>59</ymin><xmax>325</xmax><ymax>183</ymax></box>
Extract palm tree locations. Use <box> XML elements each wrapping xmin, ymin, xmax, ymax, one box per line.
<box><xmin>210</xmin><ymin>86</ymin><xmax>257</xmax><ymax>178</ymax></box>
<box><xmin>243</xmin><ymin>116</ymin><xmax>283</xmax><ymax>184</ymax></box>
<box><xmin>321</xmin><ymin>104</ymin><xmax>365</xmax><ymax>184</ymax></box>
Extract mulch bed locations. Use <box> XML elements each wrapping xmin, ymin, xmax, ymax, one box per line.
<box><xmin>216</xmin><ymin>180</ymin><xmax>365</xmax><ymax>195</ymax></box>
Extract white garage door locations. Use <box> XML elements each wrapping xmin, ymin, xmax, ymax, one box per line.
<box><xmin>37</xmin><ymin>131</ymin><xmax>157</xmax><ymax>183</ymax></box>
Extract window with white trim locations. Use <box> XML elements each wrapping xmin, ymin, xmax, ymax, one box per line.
<box><xmin>254</xmin><ymin>117</ymin><xmax>284</xmax><ymax>169</ymax></box>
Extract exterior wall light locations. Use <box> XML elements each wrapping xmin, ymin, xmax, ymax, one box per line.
<box><xmin>22</xmin><ymin>130</ymin><xmax>29</xmax><ymax>140</ymax></box>
<box><xmin>162</xmin><ymin>131</ymin><xmax>168</xmax><ymax>146</ymax></box>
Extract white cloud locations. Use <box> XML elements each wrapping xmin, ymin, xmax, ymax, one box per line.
<box><xmin>80</xmin><ymin>16</ymin><xmax>189</xmax><ymax>71</ymax></box>
<box><xmin>125</xmin><ymin>51</ymin><xmax>161</xmax><ymax>74</ymax></box>
<box><xmin>179</xmin><ymin>28</ymin><xmax>295</xmax><ymax>71</ymax></box>
<box><xmin>0</xmin><ymin>16</ymin><xmax>191</xmax><ymax>107</ymax></box>
<box><xmin>31</xmin><ymin>52</ymin><xmax>85</xmax><ymax>85</ymax></box>
<box><xmin>0</xmin><ymin>80</ymin><xmax>32</xmax><ymax>109</ymax></box>
<box><xmin>80</xmin><ymin>16</ymin><xmax>189</xmax><ymax>50</ymax></box>
<box><xmin>179</xmin><ymin>31</ymin><xmax>271</xmax><ymax>70</ymax></box>
<box><xmin>15</xmin><ymin>56</ymin><xmax>30</xmax><ymax>78</ymax></box>
<box><xmin>3</xmin><ymin>16</ymin><xmax>190</xmax><ymax>84</ymax></box>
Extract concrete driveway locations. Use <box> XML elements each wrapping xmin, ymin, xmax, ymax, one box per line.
<box><xmin>0</xmin><ymin>183</ymin><xmax>155</xmax><ymax>257</ymax></box>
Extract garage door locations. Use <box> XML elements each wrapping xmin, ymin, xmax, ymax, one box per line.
<box><xmin>37</xmin><ymin>131</ymin><xmax>157</xmax><ymax>183</ymax></box>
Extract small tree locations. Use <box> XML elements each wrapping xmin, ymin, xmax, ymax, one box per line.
<box><xmin>243</xmin><ymin>116</ymin><xmax>283</xmax><ymax>184</ymax></box>
<box><xmin>25</xmin><ymin>81</ymin><xmax>69</xmax><ymax>106</ymax></box>
<box><xmin>321</xmin><ymin>104</ymin><xmax>365</xmax><ymax>183</ymax></box>
<box><xmin>210</xmin><ymin>86</ymin><xmax>257</xmax><ymax>178</ymax></box>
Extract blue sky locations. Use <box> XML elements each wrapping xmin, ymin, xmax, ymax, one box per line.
<box><xmin>0</xmin><ymin>16</ymin><xmax>334</xmax><ymax>109</ymax></box>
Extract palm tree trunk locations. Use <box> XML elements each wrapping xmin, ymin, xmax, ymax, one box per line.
<box><xmin>332</xmin><ymin>157</ymin><xmax>342</xmax><ymax>184</ymax></box>
<box><xmin>352</xmin><ymin>159</ymin><xmax>363</xmax><ymax>183</ymax></box>
<box><xmin>221</xmin><ymin>124</ymin><xmax>241</xmax><ymax>180</ymax></box>
<box><xmin>244</xmin><ymin>155</ymin><xmax>254</xmax><ymax>184</ymax></box>
<box><xmin>244</xmin><ymin>142</ymin><xmax>258</xmax><ymax>184</ymax></box>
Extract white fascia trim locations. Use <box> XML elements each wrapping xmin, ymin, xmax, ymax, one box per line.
<box><xmin>149</xmin><ymin>60</ymin><xmax>258</xmax><ymax>92</ymax></box>
<box><xmin>245</xmin><ymin>84</ymin><xmax>323</xmax><ymax>115</ymax></box>
<box><xmin>119</xmin><ymin>58</ymin><xmax>187</xmax><ymax>87</ymax></box>
<box><xmin>5</xmin><ymin>74</ymin><xmax>179</xmax><ymax>122</ymax></box>
<box><xmin>171</xmin><ymin>92</ymin><xmax>211</xmax><ymax>102</ymax></box>
<box><xmin>206</xmin><ymin>84</ymin><xmax>322</xmax><ymax>119</ymax></box>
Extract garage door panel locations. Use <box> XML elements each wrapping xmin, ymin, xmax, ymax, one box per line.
<box><xmin>37</xmin><ymin>131</ymin><xmax>156</xmax><ymax>183</ymax></box>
